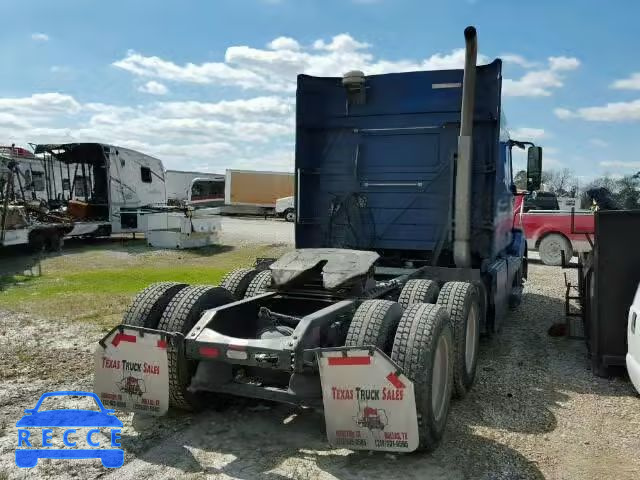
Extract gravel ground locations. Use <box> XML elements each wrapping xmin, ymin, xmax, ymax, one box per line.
<box><xmin>1</xmin><ymin>228</ymin><xmax>639</xmax><ymax>479</ymax></box>
<box><xmin>219</xmin><ymin>217</ymin><xmax>294</xmax><ymax>247</ymax></box>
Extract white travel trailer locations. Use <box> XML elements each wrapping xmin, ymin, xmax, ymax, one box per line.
<box><xmin>35</xmin><ymin>143</ymin><xmax>168</xmax><ymax>236</ymax></box>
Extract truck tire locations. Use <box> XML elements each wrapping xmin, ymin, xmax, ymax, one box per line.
<box><xmin>398</xmin><ymin>279</ymin><xmax>440</xmax><ymax>309</ymax></box>
<box><xmin>158</xmin><ymin>285</ymin><xmax>235</xmax><ymax>410</ymax></box>
<box><xmin>437</xmin><ymin>282</ymin><xmax>480</xmax><ymax>399</ymax></box>
<box><xmin>123</xmin><ymin>282</ymin><xmax>188</xmax><ymax>328</ymax></box>
<box><xmin>538</xmin><ymin>234</ymin><xmax>573</xmax><ymax>266</ymax></box>
<box><xmin>244</xmin><ymin>270</ymin><xmax>272</xmax><ymax>298</ymax></box>
<box><xmin>345</xmin><ymin>300</ymin><xmax>403</xmax><ymax>353</ymax></box>
<box><xmin>219</xmin><ymin>268</ymin><xmax>259</xmax><ymax>300</ymax></box>
<box><xmin>284</xmin><ymin>208</ymin><xmax>295</xmax><ymax>222</ymax></box>
<box><xmin>391</xmin><ymin>303</ymin><xmax>454</xmax><ymax>452</ymax></box>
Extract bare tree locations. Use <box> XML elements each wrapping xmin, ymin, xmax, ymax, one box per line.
<box><xmin>580</xmin><ymin>174</ymin><xmax>640</xmax><ymax>209</ymax></box>
<box><xmin>514</xmin><ymin>170</ymin><xmax>527</xmax><ymax>190</ymax></box>
<box><xmin>544</xmin><ymin>168</ymin><xmax>576</xmax><ymax>195</ymax></box>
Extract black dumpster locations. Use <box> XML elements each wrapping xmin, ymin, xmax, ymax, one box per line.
<box><xmin>584</xmin><ymin>210</ymin><xmax>640</xmax><ymax>376</ymax></box>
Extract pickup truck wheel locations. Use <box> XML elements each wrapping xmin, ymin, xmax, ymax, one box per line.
<box><xmin>123</xmin><ymin>282</ymin><xmax>188</xmax><ymax>328</ymax></box>
<box><xmin>391</xmin><ymin>303</ymin><xmax>453</xmax><ymax>452</ymax></box>
<box><xmin>539</xmin><ymin>234</ymin><xmax>573</xmax><ymax>266</ymax></box>
<box><xmin>284</xmin><ymin>209</ymin><xmax>295</xmax><ymax>222</ymax></box>
<box><xmin>244</xmin><ymin>270</ymin><xmax>272</xmax><ymax>298</ymax></box>
<box><xmin>398</xmin><ymin>279</ymin><xmax>439</xmax><ymax>309</ymax></box>
<box><xmin>345</xmin><ymin>300</ymin><xmax>403</xmax><ymax>353</ymax></box>
<box><xmin>437</xmin><ymin>282</ymin><xmax>480</xmax><ymax>399</ymax></box>
<box><xmin>158</xmin><ymin>285</ymin><xmax>235</xmax><ymax>410</ymax></box>
<box><xmin>219</xmin><ymin>268</ymin><xmax>259</xmax><ymax>299</ymax></box>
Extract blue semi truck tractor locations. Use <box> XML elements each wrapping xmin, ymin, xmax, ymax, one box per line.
<box><xmin>95</xmin><ymin>26</ymin><xmax>543</xmax><ymax>453</ymax></box>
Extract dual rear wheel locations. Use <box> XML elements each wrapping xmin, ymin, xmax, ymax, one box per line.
<box><xmin>122</xmin><ymin>272</ymin><xmax>481</xmax><ymax>451</ymax></box>
<box><xmin>122</xmin><ymin>281</ymin><xmax>235</xmax><ymax>410</ymax></box>
<box><xmin>345</xmin><ymin>279</ymin><xmax>481</xmax><ymax>451</ymax></box>
<box><xmin>121</xmin><ymin>267</ymin><xmax>272</xmax><ymax>411</ymax></box>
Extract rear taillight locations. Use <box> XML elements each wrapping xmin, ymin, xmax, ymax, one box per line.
<box><xmin>199</xmin><ymin>346</ymin><xmax>220</xmax><ymax>358</ymax></box>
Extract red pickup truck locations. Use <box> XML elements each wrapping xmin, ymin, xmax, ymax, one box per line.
<box><xmin>514</xmin><ymin>194</ymin><xmax>594</xmax><ymax>266</ymax></box>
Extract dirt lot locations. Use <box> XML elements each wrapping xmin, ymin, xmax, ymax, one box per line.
<box><xmin>1</xmin><ymin>220</ymin><xmax>639</xmax><ymax>479</ymax></box>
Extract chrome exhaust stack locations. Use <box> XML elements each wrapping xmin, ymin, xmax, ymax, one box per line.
<box><xmin>453</xmin><ymin>26</ymin><xmax>478</xmax><ymax>268</ymax></box>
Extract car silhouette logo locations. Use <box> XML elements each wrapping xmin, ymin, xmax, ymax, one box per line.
<box><xmin>15</xmin><ymin>391</ymin><xmax>124</xmax><ymax>468</ymax></box>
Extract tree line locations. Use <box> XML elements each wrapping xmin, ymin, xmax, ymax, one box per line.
<box><xmin>514</xmin><ymin>168</ymin><xmax>640</xmax><ymax>209</ymax></box>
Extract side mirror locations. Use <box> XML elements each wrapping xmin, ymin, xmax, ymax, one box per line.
<box><xmin>527</xmin><ymin>146</ymin><xmax>542</xmax><ymax>191</ymax></box>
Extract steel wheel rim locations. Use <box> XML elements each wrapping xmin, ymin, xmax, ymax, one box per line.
<box><xmin>286</xmin><ymin>211</ymin><xmax>295</xmax><ymax>222</ymax></box>
<box><xmin>547</xmin><ymin>241</ymin><xmax>562</xmax><ymax>262</ymax></box>
<box><xmin>465</xmin><ymin>304</ymin><xmax>479</xmax><ymax>375</ymax></box>
<box><xmin>431</xmin><ymin>333</ymin><xmax>450</xmax><ymax>423</ymax></box>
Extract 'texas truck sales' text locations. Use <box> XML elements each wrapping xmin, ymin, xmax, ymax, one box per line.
<box><xmin>331</xmin><ymin>387</ymin><xmax>404</xmax><ymax>401</ymax></box>
<box><xmin>101</xmin><ymin>358</ymin><xmax>160</xmax><ymax>375</ymax></box>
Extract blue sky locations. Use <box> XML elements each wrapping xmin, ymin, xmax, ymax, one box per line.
<box><xmin>1</xmin><ymin>0</ymin><xmax>639</xmax><ymax>181</ymax></box>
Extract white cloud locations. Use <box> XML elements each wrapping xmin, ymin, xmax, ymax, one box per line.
<box><xmin>312</xmin><ymin>34</ymin><xmax>370</xmax><ymax>51</ymax></box>
<box><xmin>554</xmin><ymin>107</ymin><xmax>574</xmax><ymax>119</ymax></box>
<box><xmin>548</xmin><ymin>56</ymin><xmax>580</xmax><ymax>71</ymax></box>
<box><xmin>31</xmin><ymin>32</ymin><xmax>49</xmax><ymax>42</ymax></box>
<box><xmin>500</xmin><ymin>54</ymin><xmax>537</xmax><ymax>68</ymax></box>
<box><xmin>589</xmin><ymin>138</ymin><xmax>608</xmax><ymax>147</ymax></box>
<box><xmin>0</xmin><ymin>92</ymin><xmax>296</xmax><ymax>171</ymax></box>
<box><xmin>113</xmin><ymin>34</ymin><xmax>494</xmax><ymax>94</ymax></box>
<box><xmin>503</xmin><ymin>56</ymin><xmax>580</xmax><ymax>97</ymax></box>
<box><xmin>611</xmin><ymin>72</ymin><xmax>640</xmax><ymax>90</ymax></box>
<box><xmin>113</xmin><ymin>33</ymin><xmax>574</xmax><ymax>100</ymax></box>
<box><xmin>509</xmin><ymin>127</ymin><xmax>546</xmax><ymax>141</ymax></box>
<box><xmin>6</xmin><ymin>34</ymin><xmax>586</xmax><ymax>171</ymax></box>
<box><xmin>0</xmin><ymin>93</ymin><xmax>81</xmax><ymax>116</ymax></box>
<box><xmin>599</xmin><ymin>160</ymin><xmax>640</xmax><ymax>169</ymax></box>
<box><xmin>268</xmin><ymin>37</ymin><xmax>301</xmax><ymax>51</ymax></box>
<box><xmin>138</xmin><ymin>80</ymin><xmax>169</xmax><ymax>95</ymax></box>
<box><xmin>555</xmin><ymin>99</ymin><xmax>640</xmax><ymax>122</ymax></box>
<box><xmin>113</xmin><ymin>50</ymin><xmax>266</xmax><ymax>89</ymax></box>
<box><xmin>422</xmin><ymin>48</ymin><xmax>489</xmax><ymax>70</ymax></box>
<box><xmin>0</xmin><ymin>112</ymin><xmax>31</xmax><ymax>129</ymax></box>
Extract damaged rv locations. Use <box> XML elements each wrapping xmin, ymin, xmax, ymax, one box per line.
<box><xmin>34</xmin><ymin>143</ymin><xmax>167</xmax><ymax>237</ymax></box>
<box><xmin>30</xmin><ymin>143</ymin><xmax>221</xmax><ymax>248</ymax></box>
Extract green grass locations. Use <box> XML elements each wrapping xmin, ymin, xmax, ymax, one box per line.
<box><xmin>0</xmin><ymin>266</ymin><xmax>228</xmax><ymax>328</ymax></box>
<box><xmin>0</xmin><ymin>242</ymin><xmax>289</xmax><ymax>328</ymax></box>
<box><xmin>3</xmin><ymin>266</ymin><xmax>229</xmax><ymax>299</ymax></box>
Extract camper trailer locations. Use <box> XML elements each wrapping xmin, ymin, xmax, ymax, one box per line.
<box><xmin>34</xmin><ymin>143</ymin><xmax>167</xmax><ymax>237</ymax></box>
<box><xmin>0</xmin><ymin>146</ymin><xmax>68</xmax><ymax>204</ymax></box>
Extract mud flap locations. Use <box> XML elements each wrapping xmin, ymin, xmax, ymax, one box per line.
<box><xmin>316</xmin><ymin>347</ymin><xmax>419</xmax><ymax>452</ymax></box>
<box><xmin>94</xmin><ymin>326</ymin><xmax>172</xmax><ymax>415</ymax></box>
